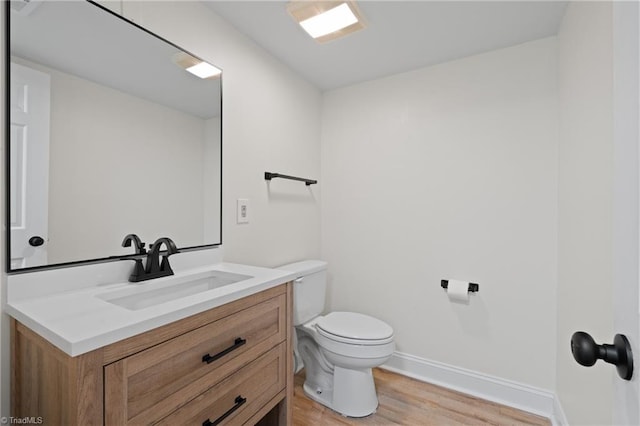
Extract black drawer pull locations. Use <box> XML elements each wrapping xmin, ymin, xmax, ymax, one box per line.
<box><xmin>202</xmin><ymin>338</ymin><xmax>246</xmax><ymax>364</ymax></box>
<box><xmin>202</xmin><ymin>395</ymin><xmax>247</xmax><ymax>426</ymax></box>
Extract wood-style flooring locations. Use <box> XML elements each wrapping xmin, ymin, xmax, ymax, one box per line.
<box><xmin>292</xmin><ymin>368</ymin><xmax>550</xmax><ymax>426</ymax></box>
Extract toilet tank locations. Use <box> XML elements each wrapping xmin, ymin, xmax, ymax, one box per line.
<box><xmin>278</xmin><ymin>260</ymin><xmax>328</xmax><ymax>326</ymax></box>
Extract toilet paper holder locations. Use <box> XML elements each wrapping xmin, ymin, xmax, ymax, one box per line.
<box><xmin>441</xmin><ymin>280</ymin><xmax>479</xmax><ymax>292</ymax></box>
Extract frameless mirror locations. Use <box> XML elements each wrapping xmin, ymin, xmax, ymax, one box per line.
<box><xmin>7</xmin><ymin>0</ymin><xmax>222</xmax><ymax>271</ymax></box>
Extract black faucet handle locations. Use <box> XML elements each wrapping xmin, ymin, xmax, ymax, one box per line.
<box><xmin>122</xmin><ymin>234</ymin><xmax>147</xmax><ymax>254</ymax></box>
<box><xmin>126</xmin><ymin>258</ymin><xmax>145</xmax><ymax>282</ymax></box>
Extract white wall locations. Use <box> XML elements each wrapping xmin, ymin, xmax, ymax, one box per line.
<box><xmin>321</xmin><ymin>38</ymin><xmax>558</xmax><ymax>390</ymax></box>
<box><xmin>131</xmin><ymin>2</ymin><xmax>322</xmax><ymax>267</ymax></box>
<box><xmin>556</xmin><ymin>2</ymin><xmax>614</xmax><ymax>424</ymax></box>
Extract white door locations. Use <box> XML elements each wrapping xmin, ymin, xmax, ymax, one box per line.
<box><xmin>569</xmin><ymin>3</ymin><xmax>640</xmax><ymax>424</ymax></box>
<box><xmin>9</xmin><ymin>62</ymin><xmax>50</xmax><ymax>269</ymax></box>
<box><xmin>612</xmin><ymin>2</ymin><xmax>639</xmax><ymax>424</ymax></box>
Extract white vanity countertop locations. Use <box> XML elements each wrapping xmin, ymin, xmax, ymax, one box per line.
<box><xmin>6</xmin><ymin>263</ymin><xmax>298</xmax><ymax>357</ymax></box>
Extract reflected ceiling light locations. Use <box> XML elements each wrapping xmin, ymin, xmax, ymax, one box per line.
<box><xmin>186</xmin><ymin>62</ymin><xmax>221</xmax><ymax>79</ymax></box>
<box><xmin>172</xmin><ymin>52</ymin><xmax>221</xmax><ymax>79</ymax></box>
<box><xmin>287</xmin><ymin>1</ymin><xmax>366</xmax><ymax>43</ymax></box>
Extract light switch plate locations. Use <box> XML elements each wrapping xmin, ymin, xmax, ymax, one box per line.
<box><xmin>237</xmin><ymin>199</ymin><xmax>249</xmax><ymax>224</ymax></box>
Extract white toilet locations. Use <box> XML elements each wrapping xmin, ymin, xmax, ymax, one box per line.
<box><xmin>278</xmin><ymin>260</ymin><xmax>395</xmax><ymax>418</ymax></box>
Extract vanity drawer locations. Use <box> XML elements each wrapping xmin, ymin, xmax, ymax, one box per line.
<box><xmin>104</xmin><ymin>294</ymin><xmax>286</xmax><ymax>425</ymax></box>
<box><xmin>157</xmin><ymin>342</ymin><xmax>286</xmax><ymax>426</ymax></box>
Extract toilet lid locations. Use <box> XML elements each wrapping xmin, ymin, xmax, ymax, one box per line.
<box><xmin>315</xmin><ymin>312</ymin><xmax>394</xmax><ymax>343</ymax></box>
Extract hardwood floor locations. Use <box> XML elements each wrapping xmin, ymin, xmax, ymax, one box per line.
<box><xmin>292</xmin><ymin>368</ymin><xmax>550</xmax><ymax>425</ymax></box>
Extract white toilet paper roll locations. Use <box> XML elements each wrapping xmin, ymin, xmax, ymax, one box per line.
<box><xmin>447</xmin><ymin>279</ymin><xmax>470</xmax><ymax>303</ymax></box>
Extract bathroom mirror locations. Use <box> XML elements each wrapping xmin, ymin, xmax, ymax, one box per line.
<box><xmin>6</xmin><ymin>0</ymin><xmax>222</xmax><ymax>271</ymax></box>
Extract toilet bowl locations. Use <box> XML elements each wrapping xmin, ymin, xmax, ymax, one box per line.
<box><xmin>278</xmin><ymin>260</ymin><xmax>395</xmax><ymax>417</ymax></box>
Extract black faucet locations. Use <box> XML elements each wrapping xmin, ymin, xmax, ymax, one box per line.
<box><xmin>121</xmin><ymin>234</ymin><xmax>179</xmax><ymax>282</ymax></box>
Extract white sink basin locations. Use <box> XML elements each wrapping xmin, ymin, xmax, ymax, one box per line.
<box><xmin>97</xmin><ymin>270</ymin><xmax>252</xmax><ymax>310</ymax></box>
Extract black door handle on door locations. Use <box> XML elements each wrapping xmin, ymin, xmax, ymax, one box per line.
<box><xmin>571</xmin><ymin>331</ymin><xmax>633</xmax><ymax>380</ymax></box>
<box><xmin>28</xmin><ymin>236</ymin><xmax>44</xmax><ymax>247</ymax></box>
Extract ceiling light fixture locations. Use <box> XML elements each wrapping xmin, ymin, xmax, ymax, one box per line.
<box><xmin>287</xmin><ymin>1</ymin><xmax>366</xmax><ymax>43</ymax></box>
<box><xmin>300</xmin><ymin>3</ymin><xmax>357</xmax><ymax>39</ymax></box>
<box><xmin>172</xmin><ymin>52</ymin><xmax>221</xmax><ymax>79</ymax></box>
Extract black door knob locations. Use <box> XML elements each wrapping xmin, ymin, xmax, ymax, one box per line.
<box><xmin>571</xmin><ymin>331</ymin><xmax>633</xmax><ymax>380</ymax></box>
<box><xmin>28</xmin><ymin>236</ymin><xmax>45</xmax><ymax>247</ymax></box>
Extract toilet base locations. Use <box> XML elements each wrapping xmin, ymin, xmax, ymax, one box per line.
<box><xmin>303</xmin><ymin>365</ymin><xmax>379</xmax><ymax>418</ymax></box>
<box><xmin>302</xmin><ymin>381</ymin><xmax>334</xmax><ymax>413</ymax></box>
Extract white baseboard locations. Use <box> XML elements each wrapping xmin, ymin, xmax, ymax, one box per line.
<box><xmin>552</xmin><ymin>395</ymin><xmax>568</xmax><ymax>426</ymax></box>
<box><xmin>381</xmin><ymin>351</ymin><xmax>559</xmax><ymax>421</ymax></box>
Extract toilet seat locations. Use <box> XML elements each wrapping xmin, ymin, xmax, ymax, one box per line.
<box><xmin>315</xmin><ymin>312</ymin><xmax>394</xmax><ymax>345</ymax></box>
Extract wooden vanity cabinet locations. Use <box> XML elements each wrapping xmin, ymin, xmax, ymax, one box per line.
<box><xmin>11</xmin><ymin>283</ymin><xmax>294</xmax><ymax>426</ymax></box>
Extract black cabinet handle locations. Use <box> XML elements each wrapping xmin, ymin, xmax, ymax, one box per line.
<box><xmin>202</xmin><ymin>395</ymin><xmax>246</xmax><ymax>426</ymax></box>
<box><xmin>28</xmin><ymin>236</ymin><xmax>44</xmax><ymax>247</ymax></box>
<box><xmin>571</xmin><ymin>331</ymin><xmax>633</xmax><ymax>380</ymax></box>
<box><xmin>202</xmin><ymin>338</ymin><xmax>246</xmax><ymax>364</ymax></box>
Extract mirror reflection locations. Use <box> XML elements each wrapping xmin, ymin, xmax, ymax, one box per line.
<box><xmin>8</xmin><ymin>1</ymin><xmax>222</xmax><ymax>271</ymax></box>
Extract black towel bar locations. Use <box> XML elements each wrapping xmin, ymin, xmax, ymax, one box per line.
<box><xmin>265</xmin><ymin>172</ymin><xmax>317</xmax><ymax>186</ymax></box>
<box><xmin>441</xmin><ymin>280</ymin><xmax>479</xmax><ymax>292</ymax></box>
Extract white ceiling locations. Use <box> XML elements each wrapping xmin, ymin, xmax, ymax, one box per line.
<box><xmin>204</xmin><ymin>1</ymin><xmax>568</xmax><ymax>91</ymax></box>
